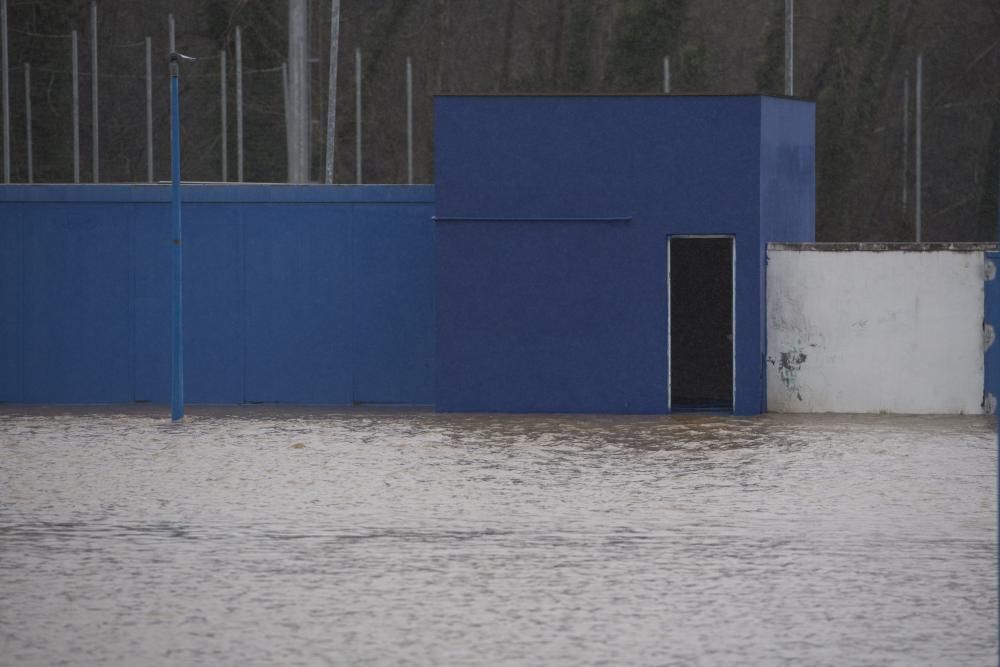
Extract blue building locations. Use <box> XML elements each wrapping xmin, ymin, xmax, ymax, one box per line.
<box><xmin>0</xmin><ymin>94</ymin><xmax>813</xmax><ymax>415</ymax></box>
<box><xmin>434</xmin><ymin>95</ymin><xmax>815</xmax><ymax>415</ymax></box>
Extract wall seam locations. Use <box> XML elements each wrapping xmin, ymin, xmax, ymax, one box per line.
<box><xmin>241</xmin><ymin>209</ymin><xmax>247</xmax><ymax>404</ymax></box>
<box><xmin>19</xmin><ymin>207</ymin><xmax>25</xmax><ymax>401</ymax></box>
<box><xmin>350</xmin><ymin>210</ymin><xmax>356</xmax><ymax>404</ymax></box>
<box><xmin>129</xmin><ymin>203</ymin><xmax>137</xmax><ymax>402</ymax></box>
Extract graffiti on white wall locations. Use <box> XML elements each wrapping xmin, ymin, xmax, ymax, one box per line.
<box><xmin>766</xmin><ymin>247</ymin><xmax>987</xmax><ymax>414</ymax></box>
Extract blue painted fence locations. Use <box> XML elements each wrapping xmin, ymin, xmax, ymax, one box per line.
<box><xmin>0</xmin><ymin>185</ymin><xmax>435</xmax><ymax>405</ymax></box>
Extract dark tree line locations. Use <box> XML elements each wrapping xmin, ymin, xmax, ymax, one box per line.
<box><xmin>2</xmin><ymin>0</ymin><xmax>998</xmax><ymax>241</ymax></box>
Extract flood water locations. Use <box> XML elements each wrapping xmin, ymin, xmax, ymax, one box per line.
<box><xmin>0</xmin><ymin>407</ymin><xmax>996</xmax><ymax>666</ymax></box>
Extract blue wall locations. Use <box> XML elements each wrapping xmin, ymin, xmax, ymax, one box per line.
<box><xmin>0</xmin><ymin>185</ymin><xmax>435</xmax><ymax>405</ymax></box>
<box><xmin>435</xmin><ymin>95</ymin><xmax>814</xmax><ymax>415</ymax></box>
<box><xmin>985</xmin><ymin>251</ymin><xmax>1000</xmax><ymax>413</ymax></box>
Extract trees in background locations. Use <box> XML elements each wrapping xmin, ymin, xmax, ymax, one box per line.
<box><xmin>2</xmin><ymin>0</ymin><xmax>998</xmax><ymax>241</ymax></box>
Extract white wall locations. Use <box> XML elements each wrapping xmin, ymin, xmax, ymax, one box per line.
<box><xmin>766</xmin><ymin>249</ymin><xmax>986</xmax><ymax>414</ymax></box>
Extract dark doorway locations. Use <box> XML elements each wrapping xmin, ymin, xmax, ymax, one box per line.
<box><xmin>669</xmin><ymin>236</ymin><xmax>734</xmax><ymax>412</ymax></box>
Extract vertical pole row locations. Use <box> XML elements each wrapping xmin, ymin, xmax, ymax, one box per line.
<box><xmin>282</xmin><ymin>61</ymin><xmax>291</xmax><ymax>181</ymax></box>
<box><xmin>902</xmin><ymin>72</ymin><xmax>909</xmax><ymax>212</ymax></box>
<box><xmin>90</xmin><ymin>1</ymin><xmax>98</xmax><ymax>182</ymax></box>
<box><xmin>663</xmin><ymin>56</ymin><xmax>670</xmax><ymax>94</ymax></box>
<box><xmin>355</xmin><ymin>47</ymin><xmax>361</xmax><ymax>184</ymax></box>
<box><xmin>784</xmin><ymin>0</ymin><xmax>793</xmax><ymax>96</ymax></box>
<box><xmin>235</xmin><ymin>26</ymin><xmax>243</xmax><ymax>182</ymax></box>
<box><xmin>1</xmin><ymin>0</ymin><xmax>10</xmax><ymax>183</ymax></box>
<box><xmin>406</xmin><ymin>56</ymin><xmax>413</xmax><ymax>184</ymax></box>
<box><xmin>220</xmin><ymin>49</ymin><xmax>227</xmax><ymax>182</ymax></box>
<box><xmin>288</xmin><ymin>0</ymin><xmax>308</xmax><ymax>182</ymax></box>
<box><xmin>23</xmin><ymin>62</ymin><xmax>30</xmax><ymax>183</ymax></box>
<box><xmin>169</xmin><ymin>54</ymin><xmax>184</xmax><ymax>422</ymax></box>
<box><xmin>146</xmin><ymin>37</ymin><xmax>153</xmax><ymax>183</ymax></box>
<box><xmin>72</xmin><ymin>30</ymin><xmax>79</xmax><ymax>183</ymax></box>
<box><xmin>915</xmin><ymin>54</ymin><xmax>923</xmax><ymax>242</ymax></box>
<box><xmin>324</xmin><ymin>0</ymin><xmax>340</xmax><ymax>184</ymax></box>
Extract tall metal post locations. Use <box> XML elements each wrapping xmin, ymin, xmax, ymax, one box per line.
<box><xmin>2</xmin><ymin>0</ymin><xmax>10</xmax><ymax>183</ymax></box>
<box><xmin>220</xmin><ymin>49</ymin><xmax>227</xmax><ymax>182</ymax></box>
<box><xmin>72</xmin><ymin>30</ymin><xmax>79</xmax><ymax>183</ymax></box>
<box><xmin>169</xmin><ymin>52</ymin><xmax>184</xmax><ymax>422</ymax></box>
<box><xmin>406</xmin><ymin>56</ymin><xmax>413</xmax><ymax>184</ymax></box>
<box><xmin>90</xmin><ymin>1</ymin><xmax>99</xmax><ymax>182</ymax></box>
<box><xmin>288</xmin><ymin>0</ymin><xmax>309</xmax><ymax>182</ymax></box>
<box><xmin>355</xmin><ymin>47</ymin><xmax>361</xmax><ymax>184</ymax></box>
<box><xmin>235</xmin><ymin>26</ymin><xmax>243</xmax><ymax>182</ymax></box>
<box><xmin>784</xmin><ymin>0</ymin><xmax>793</xmax><ymax>96</ymax></box>
<box><xmin>663</xmin><ymin>56</ymin><xmax>670</xmax><ymax>94</ymax></box>
<box><xmin>24</xmin><ymin>63</ymin><xmax>31</xmax><ymax>183</ymax></box>
<box><xmin>282</xmin><ymin>62</ymin><xmax>292</xmax><ymax>181</ymax></box>
<box><xmin>168</xmin><ymin>13</ymin><xmax>175</xmax><ymax>52</ymax></box>
<box><xmin>146</xmin><ymin>37</ymin><xmax>153</xmax><ymax>182</ymax></box>
<box><xmin>902</xmin><ymin>72</ymin><xmax>909</xmax><ymax>212</ymax></box>
<box><xmin>324</xmin><ymin>0</ymin><xmax>340</xmax><ymax>184</ymax></box>
<box><xmin>915</xmin><ymin>54</ymin><xmax>923</xmax><ymax>242</ymax></box>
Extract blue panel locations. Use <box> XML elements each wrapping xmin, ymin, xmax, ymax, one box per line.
<box><xmin>133</xmin><ymin>203</ymin><xmax>170</xmax><ymax>403</ymax></box>
<box><xmin>352</xmin><ymin>205</ymin><xmax>435</xmax><ymax>404</ymax></box>
<box><xmin>3</xmin><ymin>184</ymin><xmax>435</xmax><ymax>406</ymax></box>
<box><xmin>243</xmin><ymin>204</ymin><xmax>353</xmax><ymax>403</ymax></box>
<box><xmin>436</xmin><ymin>220</ymin><xmax>657</xmax><ymax>413</ymax></box>
<box><xmin>182</xmin><ymin>205</ymin><xmax>245</xmax><ymax>403</ymax></box>
<box><xmin>0</xmin><ymin>206</ymin><xmax>22</xmax><ymax>401</ymax></box>
<box><xmin>434</xmin><ymin>95</ymin><xmax>791</xmax><ymax>414</ymax></box>
<box><xmin>985</xmin><ymin>251</ymin><xmax>1000</xmax><ymax>410</ymax></box>
<box><xmin>759</xmin><ymin>97</ymin><xmax>816</xmax><ymax>245</ymax></box>
<box><xmin>21</xmin><ymin>204</ymin><xmax>133</xmax><ymax>402</ymax></box>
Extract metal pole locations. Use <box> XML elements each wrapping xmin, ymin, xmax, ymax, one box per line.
<box><xmin>324</xmin><ymin>0</ymin><xmax>340</xmax><ymax>184</ymax></box>
<box><xmin>663</xmin><ymin>56</ymin><xmax>670</xmax><ymax>94</ymax></box>
<box><xmin>915</xmin><ymin>53</ymin><xmax>923</xmax><ymax>242</ymax></box>
<box><xmin>288</xmin><ymin>0</ymin><xmax>308</xmax><ymax>183</ymax></box>
<box><xmin>406</xmin><ymin>56</ymin><xmax>413</xmax><ymax>184</ymax></box>
<box><xmin>355</xmin><ymin>47</ymin><xmax>361</xmax><ymax>184</ymax></box>
<box><xmin>168</xmin><ymin>13</ymin><xmax>175</xmax><ymax>53</ymax></box>
<box><xmin>146</xmin><ymin>37</ymin><xmax>153</xmax><ymax>183</ymax></box>
<box><xmin>90</xmin><ymin>1</ymin><xmax>98</xmax><ymax>182</ymax></box>
<box><xmin>24</xmin><ymin>63</ymin><xmax>31</xmax><ymax>183</ymax></box>
<box><xmin>169</xmin><ymin>53</ymin><xmax>184</xmax><ymax>422</ymax></box>
<box><xmin>902</xmin><ymin>72</ymin><xmax>909</xmax><ymax>212</ymax></box>
<box><xmin>220</xmin><ymin>49</ymin><xmax>227</xmax><ymax>182</ymax></box>
<box><xmin>2</xmin><ymin>0</ymin><xmax>10</xmax><ymax>183</ymax></box>
<box><xmin>235</xmin><ymin>26</ymin><xmax>243</xmax><ymax>182</ymax></box>
<box><xmin>784</xmin><ymin>0</ymin><xmax>793</xmax><ymax>96</ymax></box>
<box><xmin>72</xmin><ymin>30</ymin><xmax>79</xmax><ymax>183</ymax></box>
<box><xmin>282</xmin><ymin>62</ymin><xmax>291</xmax><ymax>182</ymax></box>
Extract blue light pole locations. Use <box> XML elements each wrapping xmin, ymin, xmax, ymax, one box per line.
<box><xmin>169</xmin><ymin>51</ymin><xmax>193</xmax><ymax>422</ymax></box>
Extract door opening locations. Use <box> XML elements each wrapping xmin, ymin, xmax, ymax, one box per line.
<box><xmin>668</xmin><ymin>236</ymin><xmax>734</xmax><ymax>412</ymax></box>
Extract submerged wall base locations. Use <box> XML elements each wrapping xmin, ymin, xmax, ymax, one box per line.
<box><xmin>766</xmin><ymin>244</ymin><xmax>994</xmax><ymax>414</ymax></box>
<box><xmin>0</xmin><ymin>185</ymin><xmax>435</xmax><ymax>405</ymax></box>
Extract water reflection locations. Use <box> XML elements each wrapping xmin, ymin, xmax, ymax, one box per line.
<box><xmin>0</xmin><ymin>407</ymin><xmax>996</xmax><ymax>666</ymax></box>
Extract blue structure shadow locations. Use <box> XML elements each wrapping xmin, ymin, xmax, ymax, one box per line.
<box><xmin>0</xmin><ymin>185</ymin><xmax>435</xmax><ymax>405</ymax></box>
<box><xmin>434</xmin><ymin>95</ymin><xmax>815</xmax><ymax>415</ymax></box>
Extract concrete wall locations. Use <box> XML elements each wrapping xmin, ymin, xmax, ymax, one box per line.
<box><xmin>766</xmin><ymin>245</ymin><xmax>990</xmax><ymax>414</ymax></box>
<box><xmin>0</xmin><ymin>185</ymin><xmax>435</xmax><ymax>405</ymax></box>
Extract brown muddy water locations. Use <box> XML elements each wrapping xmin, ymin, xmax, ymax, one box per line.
<box><xmin>0</xmin><ymin>407</ymin><xmax>996</xmax><ymax>666</ymax></box>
